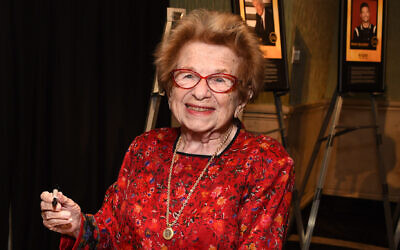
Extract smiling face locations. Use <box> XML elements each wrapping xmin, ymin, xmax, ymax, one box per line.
<box><xmin>168</xmin><ymin>41</ymin><xmax>244</xmax><ymax>134</ymax></box>
<box><xmin>360</xmin><ymin>6</ymin><xmax>370</xmax><ymax>24</ymax></box>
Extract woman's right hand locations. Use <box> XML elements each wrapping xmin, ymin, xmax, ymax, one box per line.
<box><xmin>40</xmin><ymin>191</ymin><xmax>82</xmax><ymax>238</ymax></box>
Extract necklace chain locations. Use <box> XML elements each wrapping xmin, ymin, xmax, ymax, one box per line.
<box><xmin>165</xmin><ymin>126</ymin><xmax>233</xmax><ymax>234</ymax></box>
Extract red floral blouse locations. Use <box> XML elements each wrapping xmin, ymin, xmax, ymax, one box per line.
<box><xmin>60</xmin><ymin>125</ymin><xmax>294</xmax><ymax>249</ymax></box>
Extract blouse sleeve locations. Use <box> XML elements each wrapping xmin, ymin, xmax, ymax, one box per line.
<box><xmin>237</xmin><ymin>139</ymin><xmax>295</xmax><ymax>250</ymax></box>
<box><xmin>59</xmin><ymin>139</ymin><xmax>138</xmax><ymax>249</ymax></box>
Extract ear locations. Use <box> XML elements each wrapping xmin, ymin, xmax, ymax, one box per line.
<box><xmin>167</xmin><ymin>87</ymin><xmax>174</xmax><ymax>110</ymax></box>
<box><xmin>234</xmin><ymin>89</ymin><xmax>253</xmax><ymax>118</ymax></box>
<box><xmin>234</xmin><ymin>100</ymin><xmax>248</xmax><ymax>118</ymax></box>
<box><xmin>167</xmin><ymin>95</ymin><xmax>173</xmax><ymax>110</ymax></box>
<box><xmin>248</xmin><ymin>89</ymin><xmax>254</xmax><ymax>101</ymax></box>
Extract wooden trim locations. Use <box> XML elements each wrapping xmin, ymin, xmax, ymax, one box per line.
<box><xmin>292</xmin><ymin>98</ymin><xmax>400</xmax><ymax>112</ymax></box>
<box><xmin>244</xmin><ymin>103</ymin><xmax>291</xmax><ymax>114</ymax></box>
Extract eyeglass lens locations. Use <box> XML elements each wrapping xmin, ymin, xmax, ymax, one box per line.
<box><xmin>172</xmin><ymin>70</ymin><xmax>236</xmax><ymax>93</ymax></box>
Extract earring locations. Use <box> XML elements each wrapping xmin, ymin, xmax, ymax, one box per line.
<box><xmin>234</xmin><ymin>106</ymin><xmax>244</xmax><ymax>118</ymax></box>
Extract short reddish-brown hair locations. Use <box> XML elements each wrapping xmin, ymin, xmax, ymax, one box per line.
<box><xmin>154</xmin><ymin>9</ymin><xmax>264</xmax><ymax>102</ymax></box>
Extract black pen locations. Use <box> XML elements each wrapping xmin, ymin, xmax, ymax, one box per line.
<box><xmin>52</xmin><ymin>188</ymin><xmax>58</xmax><ymax>208</ymax></box>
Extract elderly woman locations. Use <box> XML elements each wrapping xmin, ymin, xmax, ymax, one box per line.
<box><xmin>40</xmin><ymin>9</ymin><xmax>294</xmax><ymax>249</ymax></box>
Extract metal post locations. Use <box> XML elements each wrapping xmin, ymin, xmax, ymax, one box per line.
<box><xmin>302</xmin><ymin>95</ymin><xmax>343</xmax><ymax>249</ymax></box>
<box><xmin>144</xmin><ymin>8</ymin><xmax>185</xmax><ymax>132</ymax></box>
<box><xmin>145</xmin><ymin>93</ymin><xmax>162</xmax><ymax>132</ymax></box>
<box><xmin>273</xmin><ymin>91</ymin><xmax>305</xmax><ymax>247</ymax></box>
<box><xmin>297</xmin><ymin>91</ymin><xmax>339</xmax><ymax>199</ymax></box>
<box><xmin>290</xmin><ymin>189</ymin><xmax>305</xmax><ymax>248</ymax></box>
<box><xmin>370</xmin><ymin>94</ymin><xmax>395</xmax><ymax>250</ymax></box>
<box><xmin>289</xmin><ymin>91</ymin><xmax>339</xmax><ymax>249</ymax></box>
<box><xmin>393</xmin><ymin>198</ymin><xmax>400</xmax><ymax>249</ymax></box>
<box><xmin>273</xmin><ymin>91</ymin><xmax>288</xmax><ymax>149</ymax></box>
<box><xmin>395</xmin><ymin>217</ymin><xmax>400</xmax><ymax>250</ymax></box>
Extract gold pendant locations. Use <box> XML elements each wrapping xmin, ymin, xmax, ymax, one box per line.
<box><xmin>163</xmin><ymin>227</ymin><xmax>174</xmax><ymax>240</ymax></box>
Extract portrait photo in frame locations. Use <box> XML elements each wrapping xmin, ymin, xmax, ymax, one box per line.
<box><xmin>339</xmin><ymin>0</ymin><xmax>386</xmax><ymax>93</ymax></box>
<box><xmin>239</xmin><ymin>0</ymin><xmax>282</xmax><ymax>59</ymax></box>
<box><xmin>346</xmin><ymin>0</ymin><xmax>383</xmax><ymax>62</ymax></box>
<box><xmin>233</xmin><ymin>0</ymin><xmax>289</xmax><ymax>92</ymax></box>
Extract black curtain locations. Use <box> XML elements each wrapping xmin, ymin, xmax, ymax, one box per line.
<box><xmin>1</xmin><ymin>0</ymin><xmax>170</xmax><ymax>249</ymax></box>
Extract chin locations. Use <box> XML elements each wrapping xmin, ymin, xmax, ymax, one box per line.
<box><xmin>183</xmin><ymin>122</ymin><xmax>214</xmax><ymax>133</ymax></box>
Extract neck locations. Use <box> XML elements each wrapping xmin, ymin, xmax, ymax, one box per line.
<box><xmin>178</xmin><ymin>124</ymin><xmax>236</xmax><ymax>155</ymax></box>
<box><xmin>362</xmin><ymin>22</ymin><xmax>370</xmax><ymax>28</ymax></box>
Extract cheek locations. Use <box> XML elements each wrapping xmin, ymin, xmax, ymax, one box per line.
<box><xmin>224</xmin><ymin>94</ymin><xmax>241</xmax><ymax>114</ymax></box>
<box><xmin>169</xmin><ymin>88</ymin><xmax>183</xmax><ymax>106</ymax></box>
<box><xmin>168</xmin><ymin>91</ymin><xmax>179</xmax><ymax>113</ymax></box>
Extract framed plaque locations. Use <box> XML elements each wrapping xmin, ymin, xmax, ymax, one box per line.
<box><xmin>233</xmin><ymin>0</ymin><xmax>289</xmax><ymax>92</ymax></box>
<box><xmin>339</xmin><ymin>0</ymin><xmax>386</xmax><ymax>93</ymax></box>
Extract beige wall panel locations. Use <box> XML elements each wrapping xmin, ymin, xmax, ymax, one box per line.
<box><xmin>244</xmin><ymin>100</ymin><xmax>400</xmax><ymax>203</ymax></box>
<box><xmin>323</xmin><ymin>100</ymin><xmax>400</xmax><ymax>201</ymax></box>
<box><xmin>286</xmin><ymin>102</ymin><xmax>334</xmax><ymax>205</ymax></box>
<box><xmin>243</xmin><ymin>104</ymin><xmax>291</xmax><ymax>145</ymax></box>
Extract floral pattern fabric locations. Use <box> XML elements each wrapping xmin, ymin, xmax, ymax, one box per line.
<box><xmin>60</xmin><ymin>125</ymin><xmax>294</xmax><ymax>249</ymax></box>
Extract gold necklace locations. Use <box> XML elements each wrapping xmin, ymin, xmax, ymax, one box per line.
<box><xmin>163</xmin><ymin>126</ymin><xmax>233</xmax><ymax>240</ymax></box>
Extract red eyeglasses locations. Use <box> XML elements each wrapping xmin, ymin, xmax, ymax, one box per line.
<box><xmin>171</xmin><ymin>69</ymin><xmax>238</xmax><ymax>93</ymax></box>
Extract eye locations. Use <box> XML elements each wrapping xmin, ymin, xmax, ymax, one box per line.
<box><xmin>209</xmin><ymin>75</ymin><xmax>233</xmax><ymax>85</ymax></box>
<box><xmin>182</xmin><ymin>73</ymin><xmax>195</xmax><ymax>79</ymax></box>
<box><xmin>214</xmin><ymin>77</ymin><xmax>226</xmax><ymax>83</ymax></box>
<box><xmin>175</xmin><ymin>71</ymin><xmax>197</xmax><ymax>81</ymax></box>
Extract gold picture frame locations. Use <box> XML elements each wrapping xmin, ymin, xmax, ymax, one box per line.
<box><xmin>239</xmin><ymin>0</ymin><xmax>282</xmax><ymax>59</ymax></box>
<box><xmin>346</xmin><ymin>0</ymin><xmax>383</xmax><ymax>62</ymax></box>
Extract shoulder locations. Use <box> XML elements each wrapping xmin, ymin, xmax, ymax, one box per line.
<box><xmin>237</xmin><ymin>129</ymin><xmax>290</xmax><ymax>158</ymax></box>
<box><xmin>233</xmin><ymin>129</ymin><xmax>293</xmax><ymax>170</ymax></box>
<box><xmin>354</xmin><ymin>26</ymin><xmax>360</xmax><ymax>34</ymax></box>
<box><xmin>127</xmin><ymin>127</ymin><xmax>178</xmax><ymax>153</ymax></box>
<box><xmin>119</xmin><ymin>128</ymin><xmax>178</xmax><ymax>175</ymax></box>
<box><xmin>236</xmin><ymin>130</ymin><xmax>294</xmax><ymax>186</ymax></box>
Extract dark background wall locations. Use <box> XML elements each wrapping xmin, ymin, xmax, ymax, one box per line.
<box><xmin>1</xmin><ymin>1</ymin><xmax>168</xmax><ymax>249</ymax></box>
<box><xmin>170</xmin><ymin>0</ymin><xmax>232</xmax><ymax>12</ymax></box>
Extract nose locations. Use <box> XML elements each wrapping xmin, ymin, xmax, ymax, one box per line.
<box><xmin>191</xmin><ymin>78</ymin><xmax>212</xmax><ymax>100</ymax></box>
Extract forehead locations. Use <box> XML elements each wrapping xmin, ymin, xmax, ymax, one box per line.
<box><xmin>176</xmin><ymin>41</ymin><xmax>240</xmax><ymax>74</ymax></box>
<box><xmin>361</xmin><ymin>6</ymin><xmax>369</xmax><ymax>12</ymax></box>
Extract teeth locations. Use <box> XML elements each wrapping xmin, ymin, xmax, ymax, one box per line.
<box><xmin>188</xmin><ymin>106</ymin><xmax>211</xmax><ymax>111</ymax></box>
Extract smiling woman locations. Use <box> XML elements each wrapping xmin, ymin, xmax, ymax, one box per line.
<box><xmin>40</xmin><ymin>9</ymin><xmax>294</xmax><ymax>249</ymax></box>
<box><xmin>168</xmin><ymin>41</ymin><xmax>242</xmax><ymax>146</ymax></box>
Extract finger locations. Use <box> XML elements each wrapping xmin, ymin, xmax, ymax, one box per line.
<box><xmin>47</xmin><ymin>223</ymin><xmax>73</xmax><ymax>234</ymax></box>
<box><xmin>41</xmin><ymin>201</ymin><xmax>62</xmax><ymax>211</ymax></box>
<box><xmin>52</xmin><ymin>189</ymin><xmax>58</xmax><ymax>198</ymax></box>
<box><xmin>40</xmin><ymin>191</ymin><xmax>53</xmax><ymax>202</ymax></box>
<box><xmin>57</xmin><ymin>192</ymin><xmax>76</xmax><ymax>208</ymax></box>
<box><xmin>43</xmin><ymin>218</ymin><xmax>72</xmax><ymax>228</ymax></box>
<box><xmin>55</xmin><ymin>223</ymin><xmax>73</xmax><ymax>230</ymax></box>
<box><xmin>47</xmin><ymin>225</ymin><xmax>63</xmax><ymax>234</ymax></box>
<box><xmin>42</xmin><ymin>210</ymin><xmax>71</xmax><ymax>220</ymax></box>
